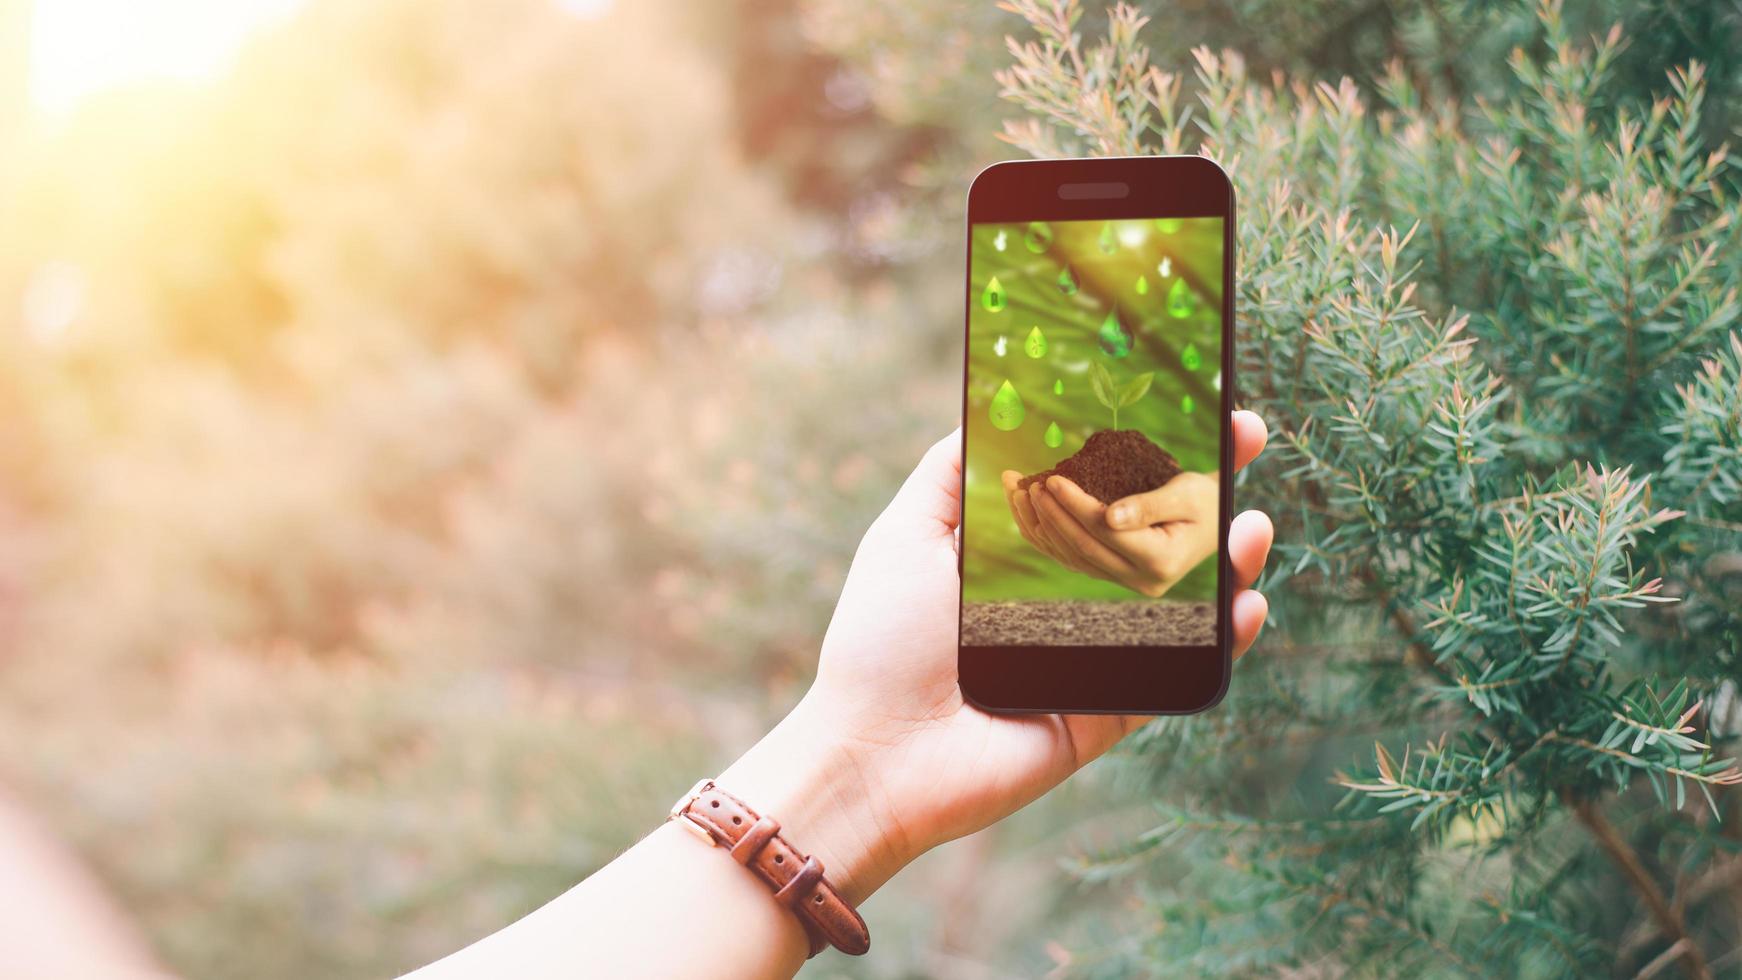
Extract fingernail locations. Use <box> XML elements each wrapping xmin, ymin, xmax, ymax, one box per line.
<box><xmin>1109</xmin><ymin>504</ymin><xmax>1132</xmax><ymax>527</ymax></box>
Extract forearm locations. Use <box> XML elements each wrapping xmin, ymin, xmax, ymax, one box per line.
<box><xmin>406</xmin><ymin>698</ymin><xmax>910</xmax><ymax>980</ymax></box>
<box><xmin>408</xmin><ymin>821</ymin><xmax>808</xmax><ymax>980</ymax></box>
<box><xmin>0</xmin><ymin>789</ymin><xmax>164</xmax><ymax>979</ymax></box>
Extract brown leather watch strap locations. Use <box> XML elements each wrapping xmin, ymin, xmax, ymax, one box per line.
<box><xmin>670</xmin><ymin>779</ymin><xmax>870</xmax><ymax>957</ymax></box>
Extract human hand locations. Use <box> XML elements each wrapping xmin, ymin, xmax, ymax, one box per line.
<box><xmin>1001</xmin><ymin>425</ymin><xmax>1244</xmax><ymax>597</ymax></box>
<box><xmin>716</xmin><ymin>412</ymin><xmax>1273</xmax><ymax>908</ymax></box>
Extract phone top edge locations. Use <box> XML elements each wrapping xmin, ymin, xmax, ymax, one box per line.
<box><xmin>966</xmin><ymin>155</ymin><xmax>1233</xmax><ymax>224</ymax></box>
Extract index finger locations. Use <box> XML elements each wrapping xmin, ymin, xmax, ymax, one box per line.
<box><xmin>1042</xmin><ymin>475</ymin><xmax>1105</xmax><ymax>525</ymax></box>
<box><xmin>1233</xmin><ymin>410</ymin><xmax>1267</xmax><ymax>473</ymax></box>
<box><xmin>1002</xmin><ymin>471</ymin><xmax>1052</xmax><ymax>555</ymax></box>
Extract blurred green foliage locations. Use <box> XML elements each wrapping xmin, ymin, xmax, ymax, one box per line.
<box><xmin>963</xmin><ymin>218</ymin><xmax>1222</xmax><ymax>602</ymax></box>
<box><xmin>991</xmin><ymin>0</ymin><xmax>1742</xmax><ymax>976</ymax></box>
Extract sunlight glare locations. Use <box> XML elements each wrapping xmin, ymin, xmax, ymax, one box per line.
<box><xmin>555</xmin><ymin>0</ymin><xmax>616</xmax><ymax>18</ymax></box>
<box><xmin>29</xmin><ymin>0</ymin><xmax>302</xmax><ymax>114</ymax></box>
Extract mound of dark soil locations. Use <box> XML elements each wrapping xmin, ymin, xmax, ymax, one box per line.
<box><xmin>1018</xmin><ymin>428</ymin><xmax>1182</xmax><ymax>504</ymax></box>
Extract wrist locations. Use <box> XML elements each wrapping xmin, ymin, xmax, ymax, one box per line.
<box><xmin>713</xmin><ymin>696</ymin><xmax>914</xmax><ymax>906</ymax></box>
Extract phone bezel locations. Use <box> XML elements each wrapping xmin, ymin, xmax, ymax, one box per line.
<box><xmin>956</xmin><ymin>156</ymin><xmax>1236</xmax><ymax>716</ymax></box>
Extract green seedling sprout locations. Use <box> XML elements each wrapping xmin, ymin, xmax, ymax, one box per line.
<box><xmin>1089</xmin><ymin>362</ymin><xmax>1153</xmax><ymax>430</ymax></box>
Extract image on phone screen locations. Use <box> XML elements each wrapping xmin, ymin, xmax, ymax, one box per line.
<box><xmin>961</xmin><ymin>216</ymin><xmax>1225</xmax><ymax>648</ymax></box>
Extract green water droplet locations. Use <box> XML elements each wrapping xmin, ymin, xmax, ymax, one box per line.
<box><xmin>993</xmin><ymin>335</ymin><xmax>1007</xmax><ymax>357</ymax></box>
<box><xmin>989</xmin><ymin>380</ymin><xmax>1026</xmax><ymax>431</ymax></box>
<box><xmin>1044</xmin><ymin>421</ymin><xmax>1063</xmax><ymax>448</ymax></box>
<box><xmin>1098</xmin><ymin>221</ymin><xmax>1117</xmax><ymax>254</ymax></box>
<box><xmin>1166</xmin><ymin>277</ymin><xmax>1199</xmax><ymax>319</ymax></box>
<box><xmin>993</xmin><ymin>229</ymin><xmax>1007</xmax><ymax>251</ymax></box>
<box><xmin>1024</xmin><ymin>325</ymin><xmax>1047</xmax><ymax>358</ymax></box>
<box><xmin>1097</xmin><ymin>309</ymin><xmax>1132</xmax><ymax>358</ymax></box>
<box><xmin>1023</xmin><ymin>221</ymin><xmax>1053</xmax><ymax>253</ymax></box>
<box><xmin>1053</xmin><ymin>379</ymin><xmax>1064</xmax><ymax>395</ymax></box>
<box><xmin>1057</xmin><ymin>264</ymin><xmax>1078</xmax><ymax>295</ymax></box>
<box><xmin>1155</xmin><ymin>218</ymin><xmax>1183</xmax><ymax>234</ymax></box>
<box><xmin>1135</xmin><ymin>274</ymin><xmax>1149</xmax><ymax>295</ymax></box>
<box><xmin>1181</xmin><ymin>342</ymin><xmax>1202</xmax><ymax>371</ymax></box>
<box><xmin>1181</xmin><ymin>394</ymin><xmax>1195</xmax><ymax>414</ymax></box>
<box><xmin>981</xmin><ymin>275</ymin><xmax>1006</xmax><ymax>313</ymax></box>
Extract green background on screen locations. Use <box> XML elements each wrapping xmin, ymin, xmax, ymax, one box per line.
<box><xmin>962</xmin><ymin>217</ymin><xmax>1224</xmax><ymax>603</ymax></box>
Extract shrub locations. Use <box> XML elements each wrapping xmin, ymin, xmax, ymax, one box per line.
<box><xmin>998</xmin><ymin>1</ymin><xmax>1742</xmax><ymax>975</ymax></box>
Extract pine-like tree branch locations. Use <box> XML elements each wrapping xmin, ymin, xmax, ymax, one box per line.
<box><xmin>1568</xmin><ymin>794</ymin><xmax>1712</xmax><ymax>979</ymax></box>
<box><xmin>1635</xmin><ymin>939</ymin><xmax>1694</xmax><ymax>980</ymax></box>
<box><xmin>1621</xmin><ymin>855</ymin><xmax>1742</xmax><ymax>963</ymax></box>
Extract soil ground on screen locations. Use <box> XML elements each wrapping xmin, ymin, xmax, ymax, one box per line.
<box><xmin>962</xmin><ymin>599</ymin><xmax>1214</xmax><ymax>646</ymax></box>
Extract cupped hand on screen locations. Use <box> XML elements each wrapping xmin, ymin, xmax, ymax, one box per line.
<box><xmin>1001</xmin><ymin>463</ymin><xmax>1224</xmax><ymax>598</ymax></box>
<box><xmin>745</xmin><ymin>411</ymin><xmax>1271</xmax><ymax>905</ymax></box>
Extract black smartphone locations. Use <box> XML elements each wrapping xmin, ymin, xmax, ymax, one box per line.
<box><xmin>956</xmin><ymin>156</ymin><xmax>1235</xmax><ymax>715</ymax></box>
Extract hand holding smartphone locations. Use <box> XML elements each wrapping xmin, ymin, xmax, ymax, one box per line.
<box><xmin>957</xmin><ymin>157</ymin><xmax>1236</xmax><ymax>715</ymax></box>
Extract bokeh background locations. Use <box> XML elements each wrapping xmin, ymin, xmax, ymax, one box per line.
<box><xmin>3</xmin><ymin>1</ymin><xmax>1740</xmax><ymax>979</ymax></box>
<box><xmin>963</xmin><ymin>217</ymin><xmax>1222</xmax><ymax>603</ymax></box>
<box><xmin>0</xmin><ymin>2</ymin><xmax>1109</xmax><ymax>977</ymax></box>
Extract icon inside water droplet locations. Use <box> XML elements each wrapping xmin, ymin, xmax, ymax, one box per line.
<box><xmin>993</xmin><ymin>229</ymin><xmax>1007</xmax><ymax>251</ymax></box>
<box><xmin>1097</xmin><ymin>309</ymin><xmax>1132</xmax><ymax>358</ymax></box>
<box><xmin>1053</xmin><ymin>379</ymin><xmax>1064</xmax><ymax>395</ymax></box>
<box><xmin>1024</xmin><ymin>221</ymin><xmax>1053</xmax><ymax>253</ymax></box>
<box><xmin>993</xmin><ymin>335</ymin><xmax>1007</xmax><ymax>357</ymax></box>
<box><xmin>1181</xmin><ymin>394</ymin><xmax>1195</xmax><ymax>414</ymax></box>
<box><xmin>1181</xmin><ymin>342</ymin><xmax>1202</xmax><ymax>371</ymax></box>
<box><xmin>1166</xmin><ymin>278</ymin><xmax>1198</xmax><ymax>319</ymax></box>
<box><xmin>1156</xmin><ymin>218</ymin><xmax>1183</xmax><ymax>234</ymax></box>
<box><xmin>982</xmin><ymin>275</ymin><xmax>1006</xmax><ymax>313</ymax></box>
<box><xmin>1135</xmin><ymin>274</ymin><xmax>1149</xmax><ymax>295</ymax></box>
<box><xmin>1098</xmin><ymin>221</ymin><xmax>1117</xmax><ymax>254</ymax></box>
<box><xmin>1044</xmin><ymin>421</ymin><xmax>1063</xmax><ymax>448</ymax></box>
<box><xmin>1057</xmin><ymin>264</ymin><xmax>1078</xmax><ymax>295</ymax></box>
<box><xmin>990</xmin><ymin>380</ymin><xmax>1026</xmax><ymax>431</ymax></box>
<box><xmin>1024</xmin><ymin>326</ymin><xmax>1047</xmax><ymax>358</ymax></box>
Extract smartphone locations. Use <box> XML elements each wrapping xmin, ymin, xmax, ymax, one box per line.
<box><xmin>956</xmin><ymin>157</ymin><xmax>1235</xmax><ymax>714</ymax></box>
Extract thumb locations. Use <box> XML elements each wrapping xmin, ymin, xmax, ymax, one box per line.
<box><xmin>881</xmin><ymin>428</ymin><xmax>963</xmax><ymax>535</ymax></box>
<box><xmin>1105</xmin><ymin>478</ymin><xmax>1196</xmax><ymax>531</ymax></box>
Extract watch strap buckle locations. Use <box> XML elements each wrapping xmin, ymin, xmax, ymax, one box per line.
<box><xmin>669</xmin><ymin>778</ymin><xmax>719</xmax><ymax>846</ymax></box>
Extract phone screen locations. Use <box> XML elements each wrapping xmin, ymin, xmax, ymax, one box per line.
<box><xmin>962</xmin><ymin>215</ymin><xmax>1224</xmax><ymax>639</ymax></box>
